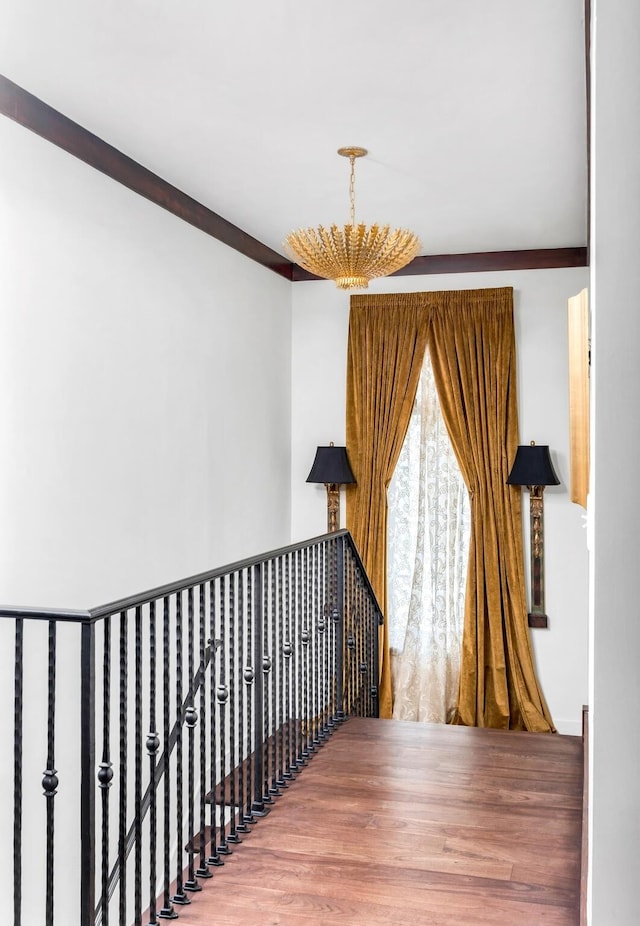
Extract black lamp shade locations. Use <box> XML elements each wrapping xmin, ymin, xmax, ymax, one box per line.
<box><xmin>306</xmin><ymin>445</ymin><xmax>356</xmax><ymax>485</ymax></box>
<box><xmin>507</xmin><ymin>444</ymin><xmax>560</xmax><ymax>487</ymax></box>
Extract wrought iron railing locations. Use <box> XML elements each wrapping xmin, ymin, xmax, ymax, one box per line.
<box><xmin>1</xmin><ymin>530</ymin><xmax>382</xmax><ymax>926</ymax></box>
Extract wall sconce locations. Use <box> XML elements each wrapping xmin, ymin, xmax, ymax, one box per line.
<box><xmin>507</xmin><ymin>441</ymin><xmax>560</xmax><ymax>628</ymax></box>
<box><xmin>306</xmin><ymin>442</ymin><xmax>356</xmax><ymax>533</ymax></box>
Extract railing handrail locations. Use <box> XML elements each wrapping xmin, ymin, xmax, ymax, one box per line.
<box><xmin>0</xmin><ymin>605</ymin><xmax>92</xmax><ymax>622</ymax></box>
<box><xmin>0</xmin><ymin>530</ymin><xmax>384</xmax><ymax>626</ymax></box>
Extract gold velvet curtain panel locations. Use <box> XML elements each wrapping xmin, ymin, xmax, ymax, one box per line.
<box><xmin>346</xmin><ymin>287</ymin><xmax>554</xmax><ymax>732</ymax></box>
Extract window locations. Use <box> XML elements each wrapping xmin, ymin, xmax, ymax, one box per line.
<box><xmin>387</xmin><ymin>348</ymin><xmax>471</xmax><ymax>723</ymax></box>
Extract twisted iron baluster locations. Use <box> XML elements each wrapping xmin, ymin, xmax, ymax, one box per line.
<box><xmin>268</xmin><ymin>558</ymin><xmax>280</xmax><ymax>797</ymax></box>
<box><xmin>317</xmin><ymin>542</ymin><xmax>328</xmax><ymax>740</ymax></box>
<box><xmin>159</xmin><ymin>597</ymin><xmax>177</xmax><ymax>918</ymax></box>
<box><xmin>366</xmin><ymin>580</ymin><xmax>376</xmax><ymax>717</ymax></box>
<box><xmin>172</xmin><ymin>590</ymin><xmax>191</xmax><ymax>901</ymax></box>
<box><xmin>134</xmin><ymin>607</ymin><xmax>143</xmax><ymax>924</ymax></box>
<box><xmin>329</xmin><ymin>536</ymin><xmax>339</xmax><ymax>727</ymax></box>
<box><xmin>147</xmin><ymin>602</ymin><xmax>160</xmax><ymax>924</ymax></box>
<box><xmin>13</xmin><ymin>618</ymin><xmax>24</xmax><ymax>926</ymax></box>
<box><xmin>207</xmin><ymin>578</ymin><xmax>223</xmax><ymax>866</ymax></box>
<box><xmin>262</xmin><ymin>562</ymin><xmax>274</xmax><ymax>801</ymax></box>
<box><xmin>301</xmin><ymin>547</ymin><xmax>311</xmax><ymax>759</ymax></box>
<box><xmin>184</xmin><ymin>588</ymin><xmax>201</xmax><ymax>892</ymax></box>
<box><xmin>236</xmin><ymin>570</ymin><xmax>251</xmax><ymax>833</ymax></box>
<box><xmin>275</xmin><ymin>556</ymin><xmax>287</xmax><ymax>789</ymax></box>
<box><xmin>282</xmin><ymin>553</ymin><xmax>294</xmax><ymax>780</ymax></box>
<box><xmin>344</xmin><ymin>557</ymin><xmax>353</xmax><ymax>716</ymax></box>
<box><xmin>81</xmin><ymin>621</ymin><xmax>97</xmax><ymax>926</ymax></box>
<box><xmin>226</xmin><ymin>574</ymin><xmax>242</xmax><ymax>843</ymax></box>
<box><xmin>335</xmin><ymin>535</ymin><xmax>346</xmax><ymax>723</ymax></box>
<box><xmin>117</xmin><ymin>611</ymin><xmax>129</xmax><ymax>926</ymax></box>
<box><xmin>196</xmin><ymin>583</ymin><xmax>213</xmax><ymax>877</ymax></box>
<box><xmin>359</xmin><ymin>573</ymin><xmax>369</xmax><ymax>716</ymax></box>
<box><xmin>312</xmin><ymin>544</ymin><xmax>321</xmax><ymax>747</ymax></box>
<box><xmin>250</xmin><ymin>564</ymin><xmax>269</xmax><ymax>819</ymax></box>
<box><xmin>216</xmin><ymin>576</ymin><xmax>232</xmax><ymax>852</ymax></box>
<box><xmin>294</xmin><ymin>550</ymin><xmax>306</xmax><ymax>768</ymax></box>
<box><xmin>43</xmin><ymin>620</ymin><xmax>58</xmax><ymax>926</ymax></box>
<box><xmin>243</xmin><ymin>572</ymin><xmax>257</xmax><ymax>825</ymax></box>
<box><xmin>98</xmin><ymin>615</ymin><xmax>113</xmax><ymax>926</ymax></box>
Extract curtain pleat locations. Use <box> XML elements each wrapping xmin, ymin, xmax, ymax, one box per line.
<box><xmin>345</xmin><ymin>287</ymin><xmax>554</xmax><ymax>731</ymax></box>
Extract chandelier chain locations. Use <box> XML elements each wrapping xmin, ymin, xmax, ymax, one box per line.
<box><xmin>349</xmin><ymin>155</ymin><xmax>356</xmax><ymax>227</ymax></box>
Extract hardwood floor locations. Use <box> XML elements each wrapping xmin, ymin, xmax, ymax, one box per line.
<box><xmin>171</xmin><ymin>717</ymin><xmax>582</xmax><ymax>925</ymax></box>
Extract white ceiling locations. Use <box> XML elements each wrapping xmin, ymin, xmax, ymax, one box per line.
<box><xmin>1</xmin><ymin>0</ymin><xmax>588</xmax><ymax>260</ymax></box>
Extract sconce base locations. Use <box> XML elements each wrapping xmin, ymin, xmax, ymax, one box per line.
<box><xmin>528</xmin><ymin>612</ymin><xmax>549</xmax><ymax>629</ymax></box>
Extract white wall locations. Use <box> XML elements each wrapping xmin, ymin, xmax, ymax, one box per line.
<box><xmin>589</xmin><ymin>2</ymin><xmax>640</xmax><ymax>922</ymax></box>
<box><xmin>0</xmin><ymin>117</ymin><xmax>293</xmax><ymax>610</ymax></box>
<box><xmin>291</xmin><ymin>268</ymin><xmax>589</xmax><ymax>735</ymax></box>
<box><xmin>0</xmin><ymin>116</ymin><xmax>292</xmax><ymax>925</ymax></box>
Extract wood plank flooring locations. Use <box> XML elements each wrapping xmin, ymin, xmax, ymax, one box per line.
<box><xmin>171</xmin><ymin>717</ymin><xmax>582</xmax><ymax>925</ymax></box>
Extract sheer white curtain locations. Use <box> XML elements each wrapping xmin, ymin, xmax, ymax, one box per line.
<box><xmin>387</xmin><ymin>348</ymin><xmax>471</xmax><ymax>723</ymax></box>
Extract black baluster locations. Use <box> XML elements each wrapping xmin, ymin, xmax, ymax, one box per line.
<box><xmin>207</xmin><ymin>579</ymin><xmax>224</xmax><ymax>867</ymax></box>
<box><xmin>354</xmin><ymin>561</ymin><xmax>360</xmax><ymax>714</ymax></box>
<box><xmin>344</xmin><ymin>558</ymin><xmax>351</xmax><ymax>715</ymax></box>
<box><xmin>118</xmin><ymin>611</ymin><xmax>128</xmax><ymax>926</ymax></box>
<box><xmin>294</xmin><ymin>550</ymin><xmax>306</xmax><ymax>769</ymax></box>
<box><xmin>335</xmin><ymin>536</ymin><xmax>346</xmax><ymax>723</ymax></box>
<box><xmin>243</xmin><ymin>573</ymin><xmax>257</xmax><ymax>826</ymax></box>
<box><xmin>312</xmin><ymin>545</ymin><xmax>321</xmax><ymax>746</ymax></box>
<box><xmin>316</xmin><ymin>544</ymin><xmax>327</xmax><ymax>740</ymax></box>
<box><xmin>196</xmin><ymin>583</ymin><xmax>214</xmax><ymax>876</ymax></box>
<box><xmin>357</xmin><ymin>570</ymin><xmax>365</xmax><ymax>715</ymax></box>
<box><xmin>184</xmin><ymin>588</ymin><xmax>201</xmax><ymax>892</ymax></box>
<box><xmin>235</xmin><ymin>570</ymin><xmax>251</xmax><ymax>833</ymax></box>
<box><xmin>134</xmin><ymin>606</ymin><xmax>143</xmax><ymax>925</ymax></box>
<box><xmin>367</xmin><ymin>586</ymin><xmax>376</xmax><ymax>718</ymax></box>
<box><xmin>262</xmin><ymin>563</ymin><xmax>274</xmax><ymax>802</ymax></box>
<box><xmin>374</xmin><ymin>591</ymin><xmax>383</xmax><ymax>719</ymax></box>
<box><xmin>354</xmin><ymin>567</ymin><xmax>363</xmax><ymax>715</ymax></box>
<box><xmin>282</xmin><ymin>553</ymin><xmax>295</xmax><ymax>780</ymax></box>
<box><xmin>217</xmin><ymin>576</ymin><xmax>233</xmax><ymax>851</ymax></box>
<box><xmin>80</xmin><ymin>621</ymin><xmax>96</xmax><ymax>926</ymax></box>
<box><xmin>356</xmin><ymin>567</ymin><xmax>364</xmax><ymax>715</ymax></box>
<box><xmin>275</xmin><ymin>556</ymin><xmax>287</xmax><ymax>789</ymax></box>
<box><xmin>269</xmin><ymin>559</ymin><xmax>280</xmax><ymax>797</ymax></box>
<box><xmin>148</xmin><ymin>601</ymin><xmax>160</xmax><ymax>925</ymax></box>
<box><xmin>172</xmin><ymin>590</ymin><xmax>191</xmax><ymax>901</ymax></box>
<box><xmin>328</xmin><ymin>537</ymin><xmax>339</xmax><ymax>728</ymax></box>
<box><xmin>43</xmin><ymin>620</ymin><xmax>58</xmax><ymax>926</ymax></box>
<box><xmin>98</xmin><ymin>615</ymin><xmax>113</xmax><ymax>926</ymax></box>
<box><xmin>251</xmin><ymin>564</ymin><xmax>269</xmax><ymax>818</ymax></box>
<box><xmin>301</xmin><ymin>547</ymin><xmax>311</xmax><ymax>759</ymax></box>
<box><xmin>159</xmin><ymin>598</ymin><xmax>178</xmax><ymax>918</ymax></box>
<box><xmin>357</xmin><ymin>571</ymin><xmax>366</xmax><ymax>716</ymax></box>
<box><xmin>13</xmin><ymin>618</ymin><xmax>23</xmax><ymax>926</ymax></box>
<box><xmin>226</xmin><ymin>574</ymin><xmax>242</xmax><ymax>843</ymax></box>
<box><xmin>319</xmin><ymin>543</ymin><xmax>328</xmax><ymax>738</ymax></box>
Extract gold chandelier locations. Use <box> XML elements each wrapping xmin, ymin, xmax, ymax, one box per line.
<box><xmin>284</xmin><ymin>147</ymin><xmax>420</xmax><ymax>290</ymax></box>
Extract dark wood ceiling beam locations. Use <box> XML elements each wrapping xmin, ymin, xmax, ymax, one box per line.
<box><xmin>1</xmin><ymin>74</ymin><xmax>589</xmax><ymax>283</ymax></box>
<box><xmin>0</xmin><ymin>74</ymin><xmax>293</xmax><ymax>280</ymax></box>
<box><xmin>292</xmin><ymin>247</ymin><xmax>588</xmax><ymax>281</ymax></box>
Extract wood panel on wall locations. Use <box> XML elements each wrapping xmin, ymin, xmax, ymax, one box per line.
<box><xmin>568</xmin><ymin>288</ymin><xmax>590</xmax><ymax>507</ymax></box>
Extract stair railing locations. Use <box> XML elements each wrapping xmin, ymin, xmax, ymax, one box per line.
<box><xmin>1</xmin><ymin>530</ymin><xmax>382</xmax><ymax>926</ymax></box>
